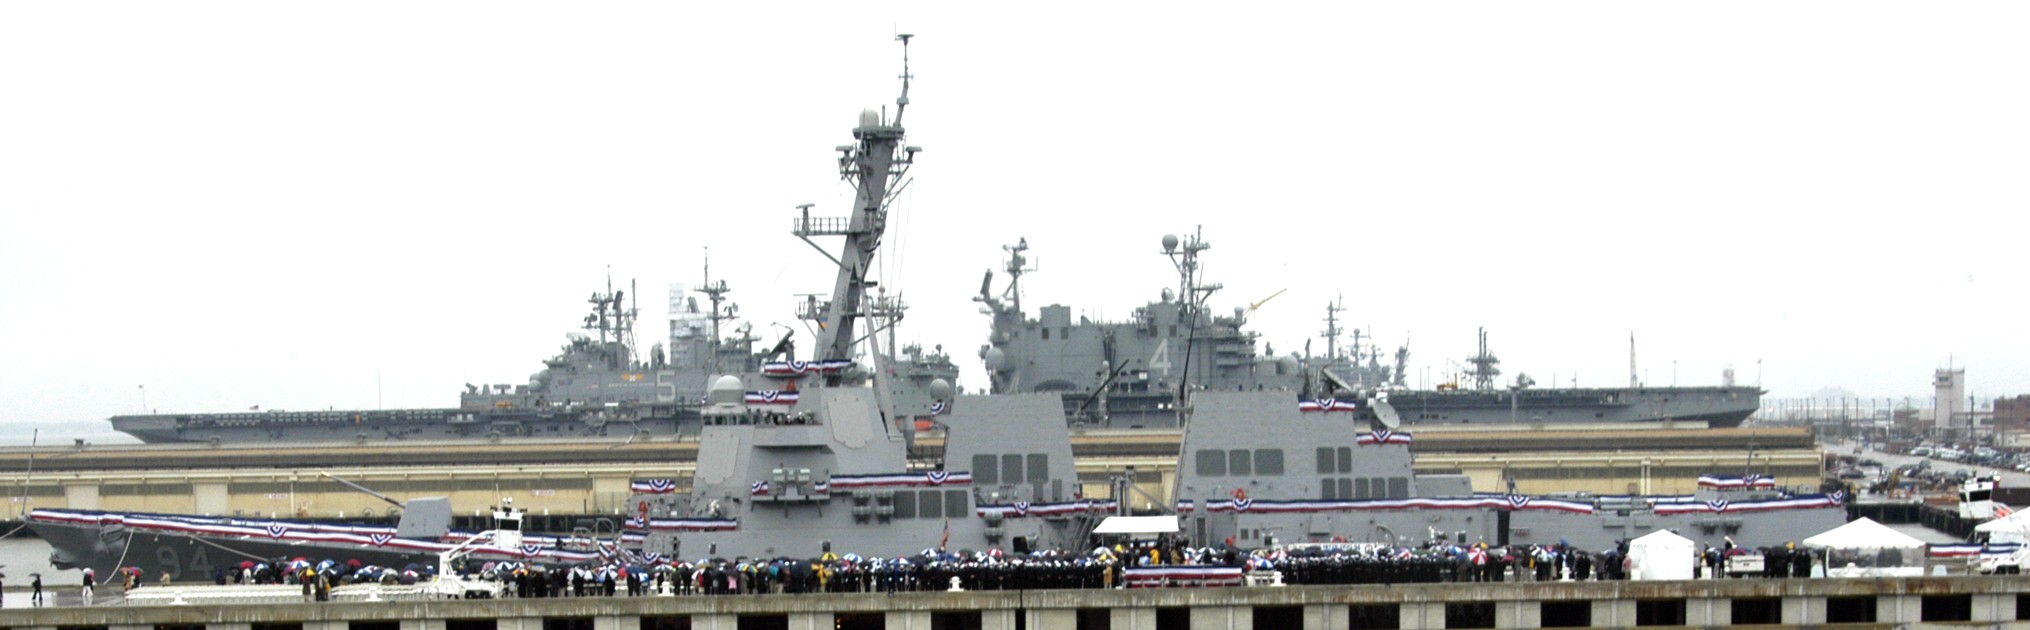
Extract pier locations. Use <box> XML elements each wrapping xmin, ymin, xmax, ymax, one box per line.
<box><xmin>2</xmin><ymin>576</ymin><xmax>2028</xmax><ymax>629</ymax></box>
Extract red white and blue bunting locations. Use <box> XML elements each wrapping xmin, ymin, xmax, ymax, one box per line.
<box><xmin>1298</xmin><ymin>399</ymin><xmax>1360</xmax><ymax>413</ymax></box>
<box><xmin>1931</xmin><ymin>543</ymin><xmax>2019</xmax><ymax>558</ymax></box>
<box><xmin>975</xmin><ymin>499</ymin><xmax>1118</xmax><ymax>519</ymax></box>
<box><xmin>1696</xmin><ymin>474</ymin><xmax>1777</xmax><ymax>490</ymax></box>
<box><xmin>1175</xmin><ymin>496</ymin><xmax>1594</xmax><ymax>515</ymax></box>
<box><xmin>826</xmin><ymin>471</ymin><xmax>973</xmax><ymax>490</ymax></box>
<box><xmin>1123</xmin><ymin>566</ymin><xmax>1244</xmax><ymax>587</ymax></box>
<box><xmin>631</xmin><ymin>479</ymin><xmax>678</xmax><ymax>494</ymax></box>
<box><xmin>1355</xmin><ymin>428</ymin><xmax>1412</xmax><ymax>446</ymax></box>
<box><xmin>761</xmin><ymin>360</ymin><xmax>853</xmax><ymax>377</ymax></box>
<box><xmin>744</xmin><ymin>390</ymin><xmax>800</xmax><ymax>405</ymax></box>
<box><xmin>640</xmin><ymin>517</ymin><xmax>739</xmax><ymax>532</ymax></box>
<box><xmin>750</xmin><ymin>481</ymin><xmax>769</xmax><ymax>496</ymax></box>
<box><xmin>1651</xmin><ymin>493</ymin><xmax>1843</xmax><ymax>515</ymax></box>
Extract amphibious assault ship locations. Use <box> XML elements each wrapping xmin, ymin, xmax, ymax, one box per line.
<box><xmin>976</xmin><ymin>232</ymin><xmax>1761</xmax><ymax>428</ymax></box>
<box><xmin>109</xmin><ymin>269</ymin><xmax>958</xmax><ymax>446</ymax></box>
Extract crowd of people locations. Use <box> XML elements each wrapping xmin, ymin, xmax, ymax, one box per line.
<box><xmin>68</xmin><ymin>535</ymin><xmax>1819</xmax><ymax>603</ymax></box>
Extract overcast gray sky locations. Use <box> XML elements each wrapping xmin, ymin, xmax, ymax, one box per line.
<box><xmin>3</xmin><ymin>2</ymin><xmax>2026</xmax><ymax>442</ymax></box>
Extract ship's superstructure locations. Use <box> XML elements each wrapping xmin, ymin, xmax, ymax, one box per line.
<box><xmin>977</xmin><ymin>236</ymin><xmax>1761</xmax><ymax>428</ymax></box>
<box><xmin>1171</xmin><ymin>390</ymin><xmax>1848</xmax><ymax>553</ymax></box>
<box><xmin>622</xmin><ymin>36</ymin><xmax>1100</xmax><ymax>559</ymax></box>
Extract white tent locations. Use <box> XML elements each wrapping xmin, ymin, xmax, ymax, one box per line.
<box><xmin>1626</xmin><ymin>529</ymin><xmax>1696</xmax><ymax>581</ymax></box>
<box><xmin>1974</xmin><ymin>509</ymin><xmax>2030</xmax><ymax>545</ymax></box>
<box><xmin>1802</xmin><ymin>517</ymin><xmax>1927</xmax><ymax>577</ymax></box>
<box><xmin>1092</xmin><ymin>515</ymin><xmax>1180</xmax><ymax>536</ymax></box>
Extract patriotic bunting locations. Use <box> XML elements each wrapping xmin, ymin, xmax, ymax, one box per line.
<box><xmin>630</xmin><ymin>479</ymin><xmax>677</xmax><ymax>494</ymax></box>
<box><xmin>1696</xmin><ymin>474</ymin><xmax>1777</xmax><ymax>490</ymax></box>
<box><xmin>744</xmin><ymin>390</ymin><xmax>800</xmax><ymax>405</ymax></box>
<box><xmin>1650</xmin><ymin>493</ymin><xmax>1844</xmax><ymax>515</ymax></box>
<box><xmin>1298</xmin><ymin>398</ymin><xmax>1360</xmax><ymax>412</ymax></box>
<box><xmin>1355</xmin><ymin>428</ymin><xmax>1412</xmax><ymax>446</ymax></box>
<box><xmin>760</xmin><ymin>359</ymin><xmax>853</xmax><ymax>377</ymax></box>
<box><xmin>975</xmin><ymin>499</ymin><xmax>1118</xmax><ymax>518</ymax></box>
<box><xmin>826</xmin><ymin>471</ymin><xmax>973</xmax><ymax>490</ymax></box>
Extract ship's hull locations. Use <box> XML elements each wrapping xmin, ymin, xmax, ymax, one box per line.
<box><xmin>1066</xmin><ymin>385</ymin><xmax>1758</xmax><ymax>429</ymax></box>
<box><xmin>26</xmin><ymin>509</ymin><xmax>601</xmax><ymax>581</ymax></box>
<box><xmin>28</xmin><ymin>520</ymin><xmax>447</xmax><ymax>582</ymax></box>
<box><xmin>111</xmin><ymin>408</ymin><xmax>696</xmax><ymax>444</ymax></box>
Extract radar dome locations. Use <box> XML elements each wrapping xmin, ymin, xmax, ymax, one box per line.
<box><xmin>1161</xmin><ymin>288</ymin><xmax>1175</xmax><ymax>303</ymax></box>
<box><xmin>1276</xmin><ymin>356</ymin><xmax>1301</xmax><ymax>375</ymax></box>
<box><xmin>709</xmin><ymin>375</ymin><xmax>745</xmax><ymax>405</ymax></box>
<box><xmin>929</xmin><ymin>378</ymin><xmax>954</xmax><ymax>401</ymax></box>
<box><xmin>1161</xmin><ymin>234</ymin><xmax>1180</xmax><ymax>253</ymax></box>
<box><xmin>859</xmin><ymin>109</ymin><xmax>882</xmax><ymax>128</ymax></box>
<box><xmin>983</xmin><ymin>347</ymin><xmax>1008</xmax><ymax>371</ymax></box>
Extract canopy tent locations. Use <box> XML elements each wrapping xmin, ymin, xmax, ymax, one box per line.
<box><xmin>1092</xmin><ymin>515</ymin><xmax>1180</xmax><ymax>536</ymax></box>
<box><xmin>1627</xmin><ymin>529</ymin><xmax>1696</xmax><ymax>581</ymax></box>
<box><xmin>1803</xmin><ymin>517</ymin><xmax>1927</xmax><ymax>577</ymax></box>
<box><xmin>1974</xmin><ymin>509</ymin><xmax>2030</xmax><ymax>545</ymax></box>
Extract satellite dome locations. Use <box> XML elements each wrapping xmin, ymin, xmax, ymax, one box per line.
<box><xmin>1161</xmin><ymin>288</ymin><xmax>1175</xmax><ymax>303</ymax></box>
<box><xmin>1276</xmin><ymin>356</ymin><xmax>1301</xmax><ymax>375</ymax></box>
<box><xmin>859</xmin><ymin>109</ymin><xmax>882</xmax><ymax>128</ymax></box>
<box><xmin>928</xmin><ymin>378</ymin><xmax>953</xmax><ymax>401</ymax></box>
<box><xmin>983</xmin><ymin>347</ymin><xmax>1008</xmax><ymax>371</ymax></box>
<box><xmin>1161</xmin><ymin>234</ymin><xmax>1180</xmax><ymax>253</ymax></box>
<box><xmin>709</xmin><ymin>375</ymin><xmax>745</xmax><ymax>405</ymax></box>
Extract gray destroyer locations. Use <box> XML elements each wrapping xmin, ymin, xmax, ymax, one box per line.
<box><xmin>621</xmin><ymin>36</ymin><xmax>1103</xmax><ymax>559</ymax></box>
<box><xmin>976</xmin><ymin>233</ymin><xmax>1760</xmax><ymax>428</ymax></box>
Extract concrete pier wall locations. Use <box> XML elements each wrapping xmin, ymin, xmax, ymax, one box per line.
<box><xmin>5</xmin><ymin>576</ymin><xmax>2028</xmax><ymax>630</ymax></box>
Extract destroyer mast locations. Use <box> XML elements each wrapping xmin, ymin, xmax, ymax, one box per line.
<box><xmin>793</xmin><ymin>34</ymin><xmax>922</xmax><ymax>395</ymax></box>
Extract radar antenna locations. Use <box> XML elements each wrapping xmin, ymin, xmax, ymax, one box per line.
<box><xmin>1465</xmin><ymin>327</ymin><xmax>1501</xmax><ymax>391</ymax></box>
<box><xmin>892</xmin><ymin>34</ymin><xmax>914</xmax><ymax>126</ymax></box>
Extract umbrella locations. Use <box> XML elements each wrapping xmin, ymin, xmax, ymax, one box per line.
<box><xmin>239</xmin><ymin>561</ymin><xmax>255</xmax><ymax>570</ymax></box>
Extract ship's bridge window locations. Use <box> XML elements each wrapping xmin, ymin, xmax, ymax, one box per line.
<box><xmin>1027</xmin><ymin>454</ymin><xmax>1050</xmax><ymax>485</ymax></box>
<box><xmin>1228</xmin><ymin>449</ymin><xmax>1252</xmax><ymax>476</ymax></box>
<box><xmin>1196</xmin><ymin>449</ymin><xmax>1227</xmax><ymax>475</ymax></box>
<box><xmin>1254</xmin><ymin>449</ymin><xmax>1284</xmax><ymax>475</ymax></box>
<box><xmin>972</xmin><ymin>455</ymin><xmax>998</xmax><ymax>484</ymax></box>
<box><xmin>944</xmin><ymin>489</ymin><xmax>969</xmax><ymax>518</ymax></box>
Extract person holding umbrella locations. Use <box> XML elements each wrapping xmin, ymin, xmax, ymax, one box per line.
<box><xmin>81</xmin><ymin>568</ymin><xmax>94</xmax><ymax>605</ymax></box>
<box><xmin>31</xmin><ymin>572</ymin><xmax>43</xmax><ymax>607</ymax></box>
